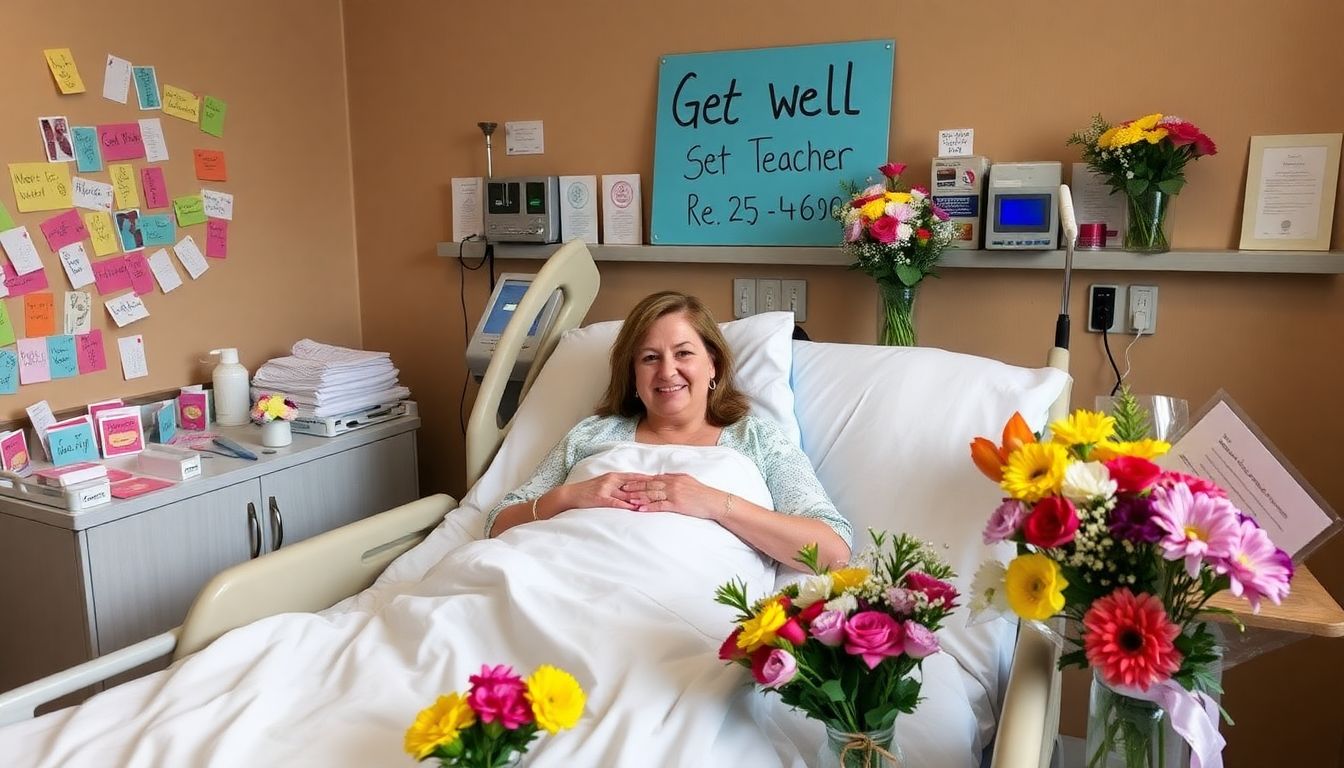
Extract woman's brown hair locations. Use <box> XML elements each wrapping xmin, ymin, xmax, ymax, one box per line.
<box><xmin>596</xmin><ymin>292</ymin><xmax>749</xmax><ymax>426</ymax></box>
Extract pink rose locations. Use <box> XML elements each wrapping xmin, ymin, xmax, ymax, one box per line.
<box><xmin>1022</xmin><ymin>496</ymin><xmax>1080</xmax><ymax>548</ymax></box>
<box><xmin>869</xmin><ymin>215</ymin><xmax>900</xmax><ymax>244</ymax></box>
<box><xmin>809</xmin><ymin>610</ymin><xmax>846</xmax><ymax>646</ymax></box>
<box><xmin>1105</xmin><ymin>456</ymin><xmax>1162</xmax><ymax>493</ymax></box>
<box><xmin>902</xmin><ymin>621</ymin><xmax>940</xmax><ymax>659</ymax></box>
<box><xmin>467</xmin><ymin>664</ymin><xmax>532</xmax><ymax>730</ymax></box>
<box><xmin>878</xmin><ymin>162</ymin><xmax>907</xmax><ymax>179</ymax></box>
<box><xmin>843</xmin><ymin>611</ymin><xmax>906</xmax><ymax>669</ymax></box>
<box><xmin>750</xmin><ymin>647</ymin><xmax>798</xmax><ymax>687</ymax></box>
<box><xmin>1157</xmin><ymin>471</ymin><xmax>1226</xmax><ymax>498</ymax></box>
<box><xmin>903</xmin><ymin>571</ymin><xmax>959</xmax><ymax>609</ymax></box>
<box><xmin>776</xmin><ymin>618</ymin><xmax>806</xmax><ymax>646</ymax></box>
<box><xmin>984</xmin><ymin>499</ymin><xmax>1026</xmax><ymax>544</ymax></box>
<box><xmin>843</xmin><ymin>217</ymin><xmax>863</xmax><ymax>242</ymax></box>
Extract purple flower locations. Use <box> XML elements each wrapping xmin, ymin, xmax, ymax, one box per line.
<box><xmin>902</xmin><ymin>621</ymin><xmax>940</xmax><ymax>659</ymax></box>
<box><xmin>1108</xmin><ymin>494</ymin><xmax>1163</xmax><ymax>543</ymax></box>
<box><xmin>1214</xmin><ymin>518</ymin><xmax>1293</xmax><ymax>612</ymax></box>
<box><xmin>1151</xmin><ymin>483</ymin><xmax>1241</xmax><ymax>577</ymax></box>
<box><xmin>983</xmin><ymin>499</ymin><xmax>1026</xmax><ymax>544</ymax></box>
<box><xmin>932</xmin><ymin>205</ymin><xmax>950</xmax><ymax>222</ymax></box>
<box><xmin>809</xmin><ymin>610</ymin><xmax>846</xmax><ymax>646</ymax></box>
<box><xmin>843</xmin><ymin>217</ymin><xmax>863</xmax><ymax>242</ymax></box>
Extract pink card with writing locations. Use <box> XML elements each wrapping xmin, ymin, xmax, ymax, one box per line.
<box><xmin>98</xmin><ymin>123</ymin><xmax>145</xmax><ymax>162</ymax></box>
<box><xmin>2</xmin><ymin>262</ymin><xmax>49</xmax><ymax>296</ymax></box>
<box><xmin>77</xmin><ymin>330</ymin><xmax>108</xmax><ymax>374</ymax></box>
<box><xmin>125</xmin><ymin>253</ymin><xmax>155</xmax><ymax>295</ymax></box>
<box><xmin>1</xmin><ymin>430</ymin><xmax>32</xmax><ymax>475</ymax></box>
<box><xmin>92</xmin><ymin>257</ymin><xmax>133</xmax><ymax>294</ymax></box>
<box><xmin>17</xmin><ymin>338</ymin><xmax>51</xmax><ymax>384</ymax></box>
<box><xmin>179</xmin><ymin>391</ymin><xmax>209</xmax><ymax>430</ymax></box>
<box><xmin>110</xmin><ymin>475</ymin><xmax>173</xmax><ymax>498</ymax></box>
<box><xmin>206</xmin><ymin>218</ymin><xmax>228</xmax><ymax>258</ymax></box>
<box><xmin>39</xmin><ymin>210</ymin><xmax>89</xmax><ymax>252</ymax></box>
<box><xmin>98</xmin><ymin>410</ymin><xmax>145</xmax><ymax>458</ymax></box>
<box><xmin>87</xmin><ymin>398</ymin><xmax>124</xmax><ymax>449</ymax></box>
<box><xmin>141</xmin><ymin>167</ymin><xmax>169</xmax><ymax>209</ymax></box>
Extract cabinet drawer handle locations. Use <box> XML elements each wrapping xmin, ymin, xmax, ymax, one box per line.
<box><xmin>269</xmin><ymin>496</ymin><xmax>284</xmax><ymax>550</ymax></box>
<box><xmin>247</xmin><ymin>502</ymin><xmax>261</xmax><ymax>559</ymax></box>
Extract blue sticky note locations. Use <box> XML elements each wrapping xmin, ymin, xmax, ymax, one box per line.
<box><xmin>140</xmin><ymin>214</ymin><xmax>176</xmax><ymax>246</ymax></box>
<box><xmin>49</xmin><ymin>422</ymin><xmax>99</xmax><ymax>467</ymax></box>
<box><xmin>0</xmin><ymin>349</ymin><xmax>17</xmax><ymax>394</ymax></box>
<box><xmin>133</xmin><ymin>66</ymin><xmax>161</xmax><ymax>109</ymax></box>
<box><xmin>47</xmin><ymin>335</ymin><xmax>79</xmax><ymax>379</ymax></box>
<box><xmin>156</xmin><ymin>402</ymin><xmax>177</xmax><ymax>444</ymax></box>
<box><xmin>72</xmin><ymin>126</ymin><xmax>102</xmax><ymax>173</ymax></box>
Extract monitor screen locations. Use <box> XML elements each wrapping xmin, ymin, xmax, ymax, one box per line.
<box><xmin>995</xmin><ymin>194</ymin><xmax>1052</xmax><ymax>232</ymax></box>
<box><xmin>483</xmin><ymin>281</ymin><xmax>544</xmax><ymax>336</ymax></box>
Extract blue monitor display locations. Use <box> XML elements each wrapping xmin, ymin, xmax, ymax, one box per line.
<box><xmin>483</xmin><ymin>281</ymin><xmax>543</xmax><ymax>336</ymax></box>
<box><xmin>995</xmin><ymin>194</ymin><xmax>1051</xmax><ymax>232</ymax></box>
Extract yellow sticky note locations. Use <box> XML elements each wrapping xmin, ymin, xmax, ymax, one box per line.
<box><xmin>44</xmin><ymin>48</ymin><xmax>86</xmax><ymax>94</ymax></box>
<box><xmin>85</xmin><ymin>211</ymin><xmax>118</xmax><ymax>256</ymax></box>
<box><xmin>162</xmin><ymin>85</ymin><xmax>201</xmax><ymax>123</ymax></box>
<box><xmin>109</xmin><ymin>164</ymin><xmax>141</xmax><ymax>209</ymax></box>
<box><xmin>8</xmin><ymin>162</ymin><xmax>72</xmax><ymax>212</ymax></box>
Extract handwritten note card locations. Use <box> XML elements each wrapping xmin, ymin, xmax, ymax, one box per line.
<box><xmin>39</xmin><ymin>209</ymin><xmax>89</xmax><ymax>251</ymax></box>
<box><xmin>117</xmin><ymin>334</ymin><xmax>148</xmax><ymax>381</ymax></box>
<box><xmin>206</xmin><ymin>219</ymin><xmax>228</xmax><ymax>258</ymax></box>
<box><xmin>139</xmin><ymin>118</ymin><xmax>169</xmax><ymax>162</ymax></box>
<box><xmin>44</xmin><ymin>48</ymin><xmax>86</xmax><ymax>94</ymax></box>
<box><xmin>937</xmin><ymin>128</ymin><xmax>975</xmax><ymax>158</ymax></box>
<box><xmin>72</xmin><ymin>127</ymin><xmax>102</xmax><ymax>173</ymax></box>
<box><xmin>140</xmin><ymin>214</ymin><xmax>175</xmax><ymax>246</ymax></box>
<box><xmin>77</xmin><ymin>329</ymin><xmax>107</xmax><ymax>374</ymax></box>
<box><xmin>109</xmin><ymin>164</ymin><xmax>140</xmax><ymax>209</ymax></box>
<box><xmin>173</xmin><ymin>195</ymin><xmax>206</xmax><ymax>227</ymax></box>
<box><xmin>64</xmin><ymin>290</ymin><xmax>92</xmax><ymax>333</ymax></box>
<box><xmin>92</xmin><ymin>256</ymin><xmax>133</xmax><ymax>294</ymax></box>
<box><xmin>72</xmin><ymin>177</ymin><xmax>114</xmax><ymax>212</ymax></box>
<box><xmin>24</xmin><ymin>292</ymin><xmax>56</xmax><ymax>337</ymax></box>
<box><xmin>59</xmin><ymin>244</ymin><xmax>95</xmax><ymax>290</ymax></box>
<box><xmin>201</xmin><ymin>95</ymin><xmax>227</xmax><ymax>138</ymax></box>
<box><xmin>105</xmin><ymin>293</ymin><xmax>150</xmax><ymax>327</ymax></box>
<box><xmin>0</xmin><ymin>226</ymin><xmax>45</xmax><ymax>275</ymax></box>
<box><xmin>0</xmin><ymin>303</ymin><xmax>14</xmax><ymax>347</ymax></box>
<box><xmin>25</xmin><ymin>401</ymin><xmax>58</xmax><ymax>461</ymax></box>
<box><xmin>162</xmin><ymin>85</ymin><xmax>200</xmax><ymax>123</ymax></box>
<box><xmin>98</xmin><ymin>123</ymin><xmax>145</xmax><ymax>162</ymax></box>
<box><xmin>141</xmin><ymin>167</ymin><xmax>169</xmax><ymax>209</ymax></box>
<box><xmin>103</xmin><ymin>54</ymin><xmax>132</xmax><ymax>103</ymax></box>
<box><xmin>98</xmin><ymin>406</ymin><xmax>146</xmax><ymax>454</ymax></box>
<box><xmin>133</xmin><ymin>66</ymin><xmax>161</xmax><ymax>110</ymax></box>
<box><xmin>9</xmin><ymin>163</ymin><xmax>73</xmax><ymax>213</ymax></box>
<box><xmin>201</xmin><ymin>189</ymin><xmax>233</xmax><ymax>220</ymax></box>
<box><xmin>193</xmin><ymin>149</ymin><xmax>227</xmax><ymax>181</ymax></box>
<box><xmin>147</xmin><ymin>249</ymin><xmax>182</xmax><ymax>293</ymax></box>
<box><xmin>47</xmin><ymin>335</ymin><xmax>78</xmax><ymax>379</ymax></box>
<box><xmin>49</xmin><ymin>419</ymin><xmax>98</xmax><ymax>466</ymax></box>
<box><xmin>85</xmin><ymin>211</ymin><xmax>118</xmax><ymax>256</ymax></box>
<box><xmin>17</xmin><ymin>338</ymin><xmax>51</xmax><ymax>384</ymax></box>
<box><xmin>176</xmin><ymin>235</ymin><xmax>210</xmax><ymax>277</ymax></box>
<box><xmin>125</xmin><ymin>253</ymin><xmax>155</xmax><ymax>295</ymax></box>
<box><xmin>0</xmin><ymin>350</ymin><xmax>17</xmax><ymax>394</ymax></box>
<box><xmin>2</xmin><ymin>262</ymin><xmax>50</xmax><ymax>296</ymax></box>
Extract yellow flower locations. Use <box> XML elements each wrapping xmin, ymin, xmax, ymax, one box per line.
<box><xmin>1000</xmin><ymin>442</ymin><xmax>1069</xmax><ymax>502</ymax></box>
<box><xmin>404</xmin><ymin>692</ymin><xmax>475</xmax><ymax>760</ymax></box>
<box><xmin>884</xmin><ymin>191</ymin><xmax>912</xmax><ymax>204</ymax></box>
<box><xmin>1096</xmin><ymin>126</ymin><xmax>1120</xmax><ymax>149</ymax></box>
<box><xmin>1004</xmin><ymin>553</ymin><xmax>1068</xmax><ymax>621</ymax></box>
<box><xmin>264</xmin><ymin>398</ymin><xmax>289</xmax><ymax>419</ymax></box>
<box><xmin>526</xmin><ymin>665</ymin><xmax>586</xmax><ymax>734</ymax></box>
<box><xmin>1132</xmin><ymin>113</ymin><xmax>1163</xmax><ymax>131</ymax></box>
<box><xmin>1049</xmin><ymin>410</ymin><xmax>1116</xmax><ymax>447</ymax></box>
<box><xmin>828</xmin><ymin>567</ymin><xmax>871</xmax><ymax>592</ymax></box>
<box><xmin>1109</xmin><ymin>125</ymin><xmax>1145</xmax><ymax>148</ymax></box>
<box><xmin>1142</xmin><ymin>128</ymin><xmax>1169</xmax><ymax>144</ymax></box>
<box><xmin>736</xmin><ymin>597</ymin><xmax>788</xmax><ymax>651</ymax></box>
<box><xmin>1091</xmin><ymin>438</ymin><xmax>1171</xmax><ymax>461</ymax></box>
<box><xmin>859</xmin><ymin>198</ymin><xmax>887</xmax><ymax>221</ymax></box>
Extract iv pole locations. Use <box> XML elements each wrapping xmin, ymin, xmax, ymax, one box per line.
<box><xmin>1046</xmin><ymin>184</ymin><xmax>1078</xmax><ymax>423</ymax></box>
<box><xmin>477</xmin><ymin>122</ymin><xmax>497</xmax><ymax>290</ymax></box>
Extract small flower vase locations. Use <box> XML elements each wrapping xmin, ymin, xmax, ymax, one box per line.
<box><xmin>819</xmin><ymin>723</ymin><xmax>903</xmax><ymax>768</ymax></box>
<box><xmin>260</xmin><ymin>419</ymin><xmax>292</xmax><ymax>448</ymax></box>
<box><xmin>877</xmin><ymin>281</ymin><xmax>918</xmax><ymax>347</ymax></box>
<box><xmin>1123</xmin><ymin>188</ymin><xmax>1174</xmax><ymax>254</ymax></box>
<box><xmin>1085</xmin><ymin>671</ymin><xmax>1185</xmax><ymax>768</ymax></box>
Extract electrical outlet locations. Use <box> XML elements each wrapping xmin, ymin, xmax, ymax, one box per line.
<box><xmin>780</xmin><ymin>279</ymin><xmax>807</xmax><ymax>322</ymax></box>
<box><xmin>757</xmin><ymin>279</ymin><xmax>782</xmax><ymax>313</ymax></box>
<box><xmin>1087</xmin><ymin>284</ymin><xmax>1125</xmax><ymax>333</ymax></box>
<box><xmin>732</xmin><ymin>278</ymin><xmax>756</xmax><ymax>319</ymax></box>
<box><xmin>1129</xmin><ymin>284</ymin><xmax>1158</xmax><ymax>333</ymax></box>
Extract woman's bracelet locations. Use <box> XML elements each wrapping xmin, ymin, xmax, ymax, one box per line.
<box><xmin>722</xmin><ymin>492</ymin><xmax>735</xmax><ymax>522</ymax></box>
<box><xmin>531</xmin><ymin>496</ymin><xmax>541</xmax><ymax>521</ymax></box>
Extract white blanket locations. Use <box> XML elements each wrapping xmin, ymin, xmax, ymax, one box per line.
<box><xmin>0</xmin><ymin>444</ymin><xmax>985</xmax><ymax>767</ymax></box>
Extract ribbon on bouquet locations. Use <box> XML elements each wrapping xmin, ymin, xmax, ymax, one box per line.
<box><xmin>840</xmin><ymin>733</ymin><xmax>903</xmax><ymax>768</ymax></box>
<box><xmin>1112</xmin><ymin>679</ymin><xmax>1226</xmax><ymax>768</ymax></box>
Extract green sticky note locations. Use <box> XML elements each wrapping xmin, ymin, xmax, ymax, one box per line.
<box><xmin>201</xmin><ymin>95</ymin><xmax>227</xmax><ymax>138</ymax></box>
<box><xmin>173</xmin><ymin>195</ymin><xmax>207</xmax><ymax>227</ymax></box>
<box><xmin>0</xmin><ymin>199</ymin><xmax>13</xmax><ymax>231</ymax></box>
<box><xmin>0</xmin><ymin>304</ymin><xmax>14</xmax><ymax>348</ymax></box>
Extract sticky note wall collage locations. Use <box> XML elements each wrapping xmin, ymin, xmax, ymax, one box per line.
<box><xmin>0</xmin><ymin>48</ymin><xmax>233</xmax><ymax>394</ymax></box>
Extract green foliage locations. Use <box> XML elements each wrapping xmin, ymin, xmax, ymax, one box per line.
<box><xmin>1108</xmin><ymin>385</ymin><xmax>1152</xmax><ymax>442</ymax></box>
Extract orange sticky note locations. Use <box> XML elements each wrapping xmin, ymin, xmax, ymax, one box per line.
<box><xmin>25</xmin><ymin>292</ymin><xmax>57</xmax><ymax>337</ymax></box>
<box><xmin>193</xmin><ymin>149</ymin><xmax>228</xmax><ymax>181</ymax></box>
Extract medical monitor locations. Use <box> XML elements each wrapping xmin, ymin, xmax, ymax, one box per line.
<box><xmin>466</xmin><ymin>273</ymin><xmax>563</xmax><ymax>383</ymax></box>
<box><xmin>984</xmin><ymin>161</ymin><xmax>1062</xmax><ymax>249</ymax></box>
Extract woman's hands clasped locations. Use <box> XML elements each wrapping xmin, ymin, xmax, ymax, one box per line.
<box><xmin>561</xmin><ymin>472</ymin><xmax>650</xmax><ymax>511</ymax></box>
<box><xmin>620</xmin><ymin>473</ymin><xmax>726</xmax><ymax>519</ymax></box>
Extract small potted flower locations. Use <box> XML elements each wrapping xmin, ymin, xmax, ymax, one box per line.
<box><xmin>251</xmin><ymin>393</ymin><xmax>298</xmax><ymax>447</ymax></box>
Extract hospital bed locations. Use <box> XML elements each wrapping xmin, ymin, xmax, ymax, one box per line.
<box><xmin>0</xmin><ymin>240</ymin><xmax>1069</xmax><ymax>767</ymax></box>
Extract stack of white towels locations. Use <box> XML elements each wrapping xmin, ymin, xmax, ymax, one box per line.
<box><xmin>251</xmin><ymin>339</ymin><xmax>410</xmax><ymax>419</ymax></box>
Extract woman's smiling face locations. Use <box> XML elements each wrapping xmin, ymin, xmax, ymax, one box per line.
<box><xmin>633</xmin><ymin>311</ymin><xmax>716</xmax><ymax>425</ymax></box>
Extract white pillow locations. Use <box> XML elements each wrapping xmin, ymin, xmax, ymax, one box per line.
<box><xmin>451</xmin><ymin>311</ymin><xmax>800</xmax><ymax>536</ymax></box>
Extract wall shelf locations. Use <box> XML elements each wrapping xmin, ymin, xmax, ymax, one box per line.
<box><xmin>436</xmin><ymin>242</ymin><xmax>1344</xmax><ymax>275</ymax></box>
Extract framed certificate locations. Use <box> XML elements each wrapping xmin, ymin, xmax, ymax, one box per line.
<box><xmin>1239</xmin><ymin>133</ymin><xmax>1342</xmax><ymax>251</ymax></box>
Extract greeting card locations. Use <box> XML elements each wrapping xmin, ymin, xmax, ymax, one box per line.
<box><xmin>96</xmin><ymin>407</ymin><xmax>145</xmax><ymax>458</ymax></box>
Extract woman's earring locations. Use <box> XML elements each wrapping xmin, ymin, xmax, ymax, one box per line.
<box><xmin>708</xmin><ymin>379</ymin><xmax>717</xmax><ymax>391</ymax></box>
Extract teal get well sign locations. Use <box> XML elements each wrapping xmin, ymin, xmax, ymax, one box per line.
<box><xmin>651</xmin><ymin>40</ymin><xmax>894</xmax><ymax>246</ymax></box>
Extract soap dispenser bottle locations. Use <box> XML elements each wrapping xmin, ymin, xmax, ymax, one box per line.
<box><xmin>210</xmin><ymin>348</ymin><xmax>251</xmax><ymax>426</ymax></box>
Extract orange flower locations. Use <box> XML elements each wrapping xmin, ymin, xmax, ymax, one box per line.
<box><xmin>970</xmin><ymin>412</ymin><xmax>1036</xmax><ymax>482</ymax></box>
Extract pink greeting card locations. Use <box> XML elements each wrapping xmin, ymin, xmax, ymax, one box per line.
<box><xmin>2</xmin><ymin>262</ymin><xmax>50</xmax><ymax>296</ymax></box>
<box><xmin>206</xmin><ymin>218</ymin><xmax>228</xmax><ymax>258</ymax></box>
<box><xmin>105</xmin><ymin>467</ymin><xmax>134</xmax><ymax>483</ymax></box>
<box><xmin>179</xmin><ymin>390</ymin><xmax>209</xmax><ymax>430</ymax></box>
<box><xmin>110</xmin><ymin>475</ymin><xmax>173</xmax><ymax>499</ymax></box>
<box><xmin>17</xmin><ymin>338</ymin><xmax>51</xmax><ymax>385</ymax></box>
<box><xmin>76</xmin><ymin>330</ymin><xmax>108</xmax><ymax>374</ymax></box>
<box><xmin>141</xmin><ymin>167</ymin><xmax>169</xmax><ymax>209</ymax></box>
<box><xmin>97</xmin><ymin>123</ymin><xmax>145</xmax><ymax>162</ymax></box>
<box><xmin>125</xmin><ymin>253</ymin><xmax>155</xmax><ymax>295</ymax></box>
<box><xmin>91</xmin><ymin>257</ymin><xmax>133</xmax><ymax>295</ymax></box>
<box><xmin>39</xmin><ymin>209</ymin><xmax>89</xmax><ymax>252</ymax></box>
<box><xmin>97</xmin><ymin>408</ymin><xmax>145</xmax><ymax>458</ymax></box>
<box><xmin>88</xmin><ymin>398</ymin><xmax>124</xmax><ymax>452</ymax></box>
<box><xmin>0</xmin><ymin>430</ymin><xmax>32</xmax><ymax>475</ymax></box>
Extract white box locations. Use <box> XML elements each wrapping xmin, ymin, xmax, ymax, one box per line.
<box><xmin>136</xmin><ymin>445</ymin><xmax>202</xmax><ymax>481</ymax></box>
<box><xmin>931</xmin><ymin>155</ymin><xmax>989</xmax><ymax>249</ymax></box>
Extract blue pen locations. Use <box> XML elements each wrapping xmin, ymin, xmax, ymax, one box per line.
<box><xmin>212</xmin><ymin>436</ymin><xmax>258</xmax><ymax>461</ymax></box>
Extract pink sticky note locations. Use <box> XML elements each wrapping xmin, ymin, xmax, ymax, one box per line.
<box><xmin>141</xmin><ymin>167</ymin><xmax>169</xmax><ymax>209</ymax></box>
<box><xmin>2</xmin><ymin>262</ymin><xmax>50</xmax><ymax>297</ymax></box>
<box><xmin>91</xmin><ymin>257</ymin><xmax>133</xmax><ymax>294</ymax></box>
<box><xmin>76</xmin><ymin>330</ymin><xmax>108</xmax><ymax>374</ymax></box>
<box><xmin>39</xmin><ymin>210</ymin><xmax>89</xmax><ymax>252</ymax></box>
<box><xmin>125</xmin><ymin>253</ymin><xmax>155</xmax><ymax>295</ymax></box>
<box><xmin>97</xmin><ymin>123</ymin><xmax>146</xmax><ymax>161</ymax></box>
<box><xmin>17</xmin><ymin>338</ymin><xmax>51</xmax><ymax>384</ymax></box>
<box><xmin>206</xmin><ymin>218</ymin><xmax>228</xmax><ymax>258</ymax></box>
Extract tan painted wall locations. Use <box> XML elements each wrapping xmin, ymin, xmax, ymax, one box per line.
<box><xmin>0</xmin><ymin>0</ymin><xmax>362</xmax><ymax>421</ymax></box>
<box><xmin>345</xmin><ymin>1</ymin><xmax>1344</xmax><ymax>764</ymax></box>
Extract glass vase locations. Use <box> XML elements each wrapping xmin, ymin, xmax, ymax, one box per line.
<box><xmin>877</xmin><ymin>282</ymin><xmax>918</xmax><ymax>347</ymax></box>
<box><xmin>1085</xmin><ymin>672</ymin><xmax>1184</xmax><ymax>768</ymax></box>
<box><xmin>1123</xmin><ymin>189</ymin><xmax>1174</xmax><ymax>253</ymax></box>
<box><xmin>818</xmin><ymin>723</ymin><xmax>903</xmax><ymax>768</ymax></box>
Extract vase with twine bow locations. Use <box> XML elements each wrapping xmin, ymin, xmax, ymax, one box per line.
<box><xmin>819</xmin><ymin>724</ymin><xmax>903</xmax><ymax>768</ymax></box>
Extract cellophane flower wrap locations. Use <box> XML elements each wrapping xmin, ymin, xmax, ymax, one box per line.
<box><xmin>404</xmin><ymin>664</ymin><xmax>586</xmax><ymax>768</ymax></box>
<box><xmin>1067</xmin><ymin>113</ymin><xmax>1217</xmax><ymax>199</ymax></box>
<box><xmin>967</xmin><ymin>391</ymin><xmax>1292</xmax><ymax>768</ymax></box>
<box><xmin>250</xmin><ymin>393</ymin><xmax>297</xmax><ymax>424</ymax></box>
<box><xmin>714</xmin><ymin>531</ymin><xmax>958</xmax><ymax>737</ymax></box>
<box><xmin>837</xmin><ymin>162</ymin><xmax>957</xmax><ymax>289</ymax></box>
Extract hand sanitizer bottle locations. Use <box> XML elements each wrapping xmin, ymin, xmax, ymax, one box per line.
<box><xmin>210</xmin><ymin>348</ymin><xmax>251</xmax><ymax>426</ymax></box>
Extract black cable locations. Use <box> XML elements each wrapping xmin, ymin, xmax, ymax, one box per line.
<box><xmin>458</xmin><ymin>236</ymin><xmax>491</xmax><ymax>435</ymax></box>
<box><xmin>1102</xmin><ymin>328</ymin><xmax>1123</xmax><ymax>396</ymax></box>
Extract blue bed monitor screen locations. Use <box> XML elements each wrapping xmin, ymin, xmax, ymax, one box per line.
<box><xmin>994</xmin><ymin>194</ymin><xmax>1052</xmax><ymax>232</ymax></box>
<box><xmin>483</xmin><ymin>280</ymin><xmax>544</xmax><ymax>336</ymax></box>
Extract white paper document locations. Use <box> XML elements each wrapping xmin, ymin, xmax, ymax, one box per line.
<box><xmin>1160</xmin><ymin>397</ymin><xmax>1338</xmax><ymax>559</ymax></box>
<box><xmin>72</xmin><ymin>177</ymin><xmax>115</xmax><ymax>212</ymax></box>
<box><xmin>25</xmin><ymin>401</ymin><xmax>57</xmax><ymax>461</ymax></box>
<box><xmin>139</xmin><ymin>118</ymin><xmax>170</xmax><ymax>162</ymax></box>
<box><xmin>103</xmin><ymin>55</ymin><xmax>132</xmax><ymax>103</ymax></box>
<box><xmin>1071</xmin><ymin>163</ymin><xmax>1127</xmax><ymax>241</ymax></box>
<box><xmin>0</xmin><ymin>227</ymin><xmax>45</xmax><ymax>276</ymax></box>
<box><xmin>105</xmin><ymin>293</ymin><xmax>151</xmax><ymax>327</ymax></box>
<box><xmin>64</xmin><ymin>291</ymin><xmax>92</xmax><ymax>334</ymax></box>
<box><xmin>58</xmin><ymin>242</ymin><xmax>95</xmax><ymax>289</ymax></box>
<box><xmin>505</xmin><ymin>120</ymin><xmax>544</xmax><ymax>155</ymax></box>
<box><xmin>147</xmin><ymin>248</ymin><xmax>183</xmax><ymax>293</ymax></box>
<box><xmin>451</xmin><ymin>177</ymin><xmax>483</xmax><ymax>242</ymax></box>
<box><xmin>118</xmin><ymin>334</ymin><xmax>149</xmax><ymax>380</ymax></box>
<box><xmin>601</xmin><ymin>174</ymin><xmax>642</xmax><ymax>245</ymax></box>
<box><xmin>201</xmin><ymin>189</ymin><xmax>233</xmax><ymax>220</ymax></box>
<box><xmin>173</xmin><ymin>235</ymin><xmax>209</xmax><ymax>279</ymax></box>
<box><xmin>559</xmin><ymin>175</ymin><xmax>599</xmax><ymax>244</ymax></box>
<box><xmin>938</xmin><ymin>128</ymin><xmax>974</xmax><ymax>157</ymax></box>
<box><xmin>1254</xmin><ymin>145</ymin><xmax>1328</xmax><ymax>239</ymax></box>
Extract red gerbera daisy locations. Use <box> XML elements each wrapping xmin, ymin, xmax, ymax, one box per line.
<box><xmin>1082</xmin><ymin>589</ymin><xmax>1182</xmax><ymax>691</ymax></box>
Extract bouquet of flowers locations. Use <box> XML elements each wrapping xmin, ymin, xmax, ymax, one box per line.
<box><xmin>968</xmin><ymin>391</ymin><xmax>1291</xmax><ymax>768</ymax></box>
<box><xmin>836</xmin><ymin>162</ymin><xmax>957</xmax><ymax>346</ymax></box>
<box><xmin>1067</xmin><ymin>113</ymin><xmax>1217</xmax><ymax>252</ymax></box>
<box><xmin>715</xmin><ymin>531</ymin><xmax>958</xmax><ymax>765</ymax></box>
<box><xmin>250</xmin><ymin>393</ymin><xmax>297</xmax><ymax>424</ymax></box>
<box><xmin>404</xmin><ymin>664</ymin><xmax>586</xmax><ymax>768</ymax></box>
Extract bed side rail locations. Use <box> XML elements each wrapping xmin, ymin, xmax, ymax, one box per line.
<box><xmin>465</xmin><ymin>240</ymin><xmax>600</xmax><ymax>487</ymax></box>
